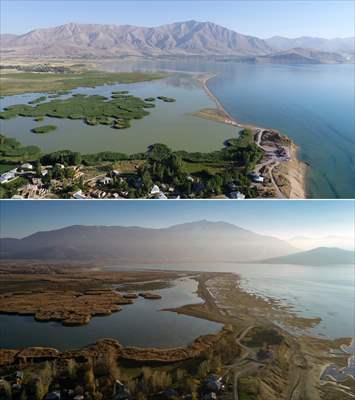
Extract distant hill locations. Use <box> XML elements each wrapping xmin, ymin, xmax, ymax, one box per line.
<box><xmin>286</xmin><ymin>235</ymin><xmax>354</xmax><ymax>252</ymax></box>
<box><xmin>266</xmin><ymin>36</ymin><xmax>354</xmax><ymax>56</ymax></box>
<box><xmin>261</xmin><ymin>247</ymin><xmax>354</xmax><ymax>266</ymax></box>
<box><xmin>255</xmin><ymin>48</ymin><xmax>347</xmax><ymax>64</ymax></box>
<box><xmin>0</xmin><ymin>21</ymin><xmax>350</xmax><ymax>63</ymax></box>
<box><xmin>0</xmin><ymin>220</ymin><xmax>296</xmax><ymax>263</ymax></box>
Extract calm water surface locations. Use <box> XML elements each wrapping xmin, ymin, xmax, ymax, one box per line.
<box><xmin>0</xmin><ymin>277</ymin><xmax>222</xmax><ymax>350</ymax></box>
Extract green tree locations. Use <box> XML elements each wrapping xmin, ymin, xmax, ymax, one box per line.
<box><xmin>72</xmin><ymin>152</ymin><xmax>82</xmax><ymax>165</ymax></box>
<box><xmin>141</xmin><ymin>170</ymin><xmax>153</xmax><ymax>190</ymax></box>
<box><xmin>35</xmin><ymin>160</ymin><xmax>42</xmax><ymax>176</ymax></box>
<box><xmin>148</xmin><ymin>143</ymin><xmax>172</xmax><ymax>162</ymax></box>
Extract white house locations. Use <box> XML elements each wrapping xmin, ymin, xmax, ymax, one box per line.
<box><xmin>150</xmin><ymin>184</ymin><xmax>160</xmax><ymax>195</ymax></box>
<box><xmin>99</xmin><ymin>177</ymin><xmax>113</xmax><ymax>185</ymax></box>
<box><xmin>0</xmin><ymin>172</ymin><xmax>17</xmax><ymax>184</ymax></box>
<box><xmin>250</xmin><ymin>172</ymin><xmax>264</xmax><ymax>183</ymax></box>
<box><xmin>21</xmin><ymin>163</ymin><xmax>33</xmax><ymax>170</ymax></box>
<box><xmin>154</xmin><ymin>192</ymin><xmax>167</xmax><ymax>200</ymax></box>
<box><xmin>73</xmin><ymin>190</ymin><xmax>86</xmax><ymax>199</ymax></box>
<box><xmin>229</xmin><ymin>191</ymin><xmax>245</xmax><ymax>200</ymax></box>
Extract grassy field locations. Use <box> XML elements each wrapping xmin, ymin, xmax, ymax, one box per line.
<box><xmin>115</xmin><ymin>160</ymin><xmax>145</xmax><ymax>174</ymax></box>
<box><xmin>0</xmin><ymin>164</ymin><xmax>16</xmax><ymax>174</ymax></box>
<box><xmin>0</xmin><ymin>70</ymin><xmax>168</xmax><ymax>96</ymax></box>
<box><xmin>182</xmin><ymin>160</ymin><xmax>227</xmax><ymax>175</ymax></box>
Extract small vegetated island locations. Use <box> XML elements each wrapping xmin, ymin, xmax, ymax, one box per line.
<box><xmin>0</xmin><ymin>90</ymin><xmax>173</xmax><ymax>130</ymax></box>
<box><xmin>31</xmin><ymin>125</ymin><xmax>57</xmax><ymax>134</ymax></box>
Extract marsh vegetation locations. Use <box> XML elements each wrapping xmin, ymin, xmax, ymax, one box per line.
<box><xmin>0</xmin><ymin>70</ymin><xmax>168</xmax><ymax>96</ymax></box>
<box><xmin>0</xmin><ymin>91</ymin><xmax>164</xmax><ymax>130</ymax></box>
<box><xmin>31</xmin><ymin>125</ymin><xmax>57</xmax><ymax>134</ymax></box>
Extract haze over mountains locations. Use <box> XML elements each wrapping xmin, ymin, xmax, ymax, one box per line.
<box><xmin>262</xmin><ymin>247</ymin><xmax>354</xmax><ymax>266</ymax></box>
<box><xmin>265</xmin><ymin>36</ymin><xmax>354</xmax><ymax>54</ymax></box>
<box><xmin>287</xmin><ymin>235</ymin><xmax>354</xmax><ymax>252</ymax></box>
<box><xmin>0</xmin><ymin>220</ymin><xmax>297</xmax><ymax>263</ymax></box>
<box><xmin>1</xmin><ymin>21</ymin><xmax>353</xmax><ymax>63</ymax></box>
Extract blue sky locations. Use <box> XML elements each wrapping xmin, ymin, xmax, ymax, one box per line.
<box><xmin>1</xmin><ymin>0</ymin><xmax>354</xmax><ymax>38</ymax></box>
<box><xmin>0</xmin><ymin>200</ymin><xmax>354</xmax><ymax>240</ymax></box>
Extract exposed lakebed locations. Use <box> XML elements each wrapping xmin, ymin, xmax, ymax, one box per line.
<box><xmin>108</xmin><ymin>263</ymin><xmax>354</xmax><ymax>340</ymax></box>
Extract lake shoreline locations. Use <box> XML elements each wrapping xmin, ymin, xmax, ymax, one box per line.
<box><xmin>197</xmin><ymin>73</ymin><xmax>308</xmax><ymax>198</ymax></box>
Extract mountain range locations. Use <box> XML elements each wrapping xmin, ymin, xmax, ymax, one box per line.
<box><xmin>1</xmin><ymin>21</ymin><xmax>353</xmax><ymax>63</ymax></box>
<box><xmin>0</xmin><ymin>220</ymin><xmax>296</xmax><ymax>263</ymax></box>
<box><xmin>266</xmin><ymin>36</ymin><xmax>354</xmax><ymax>54</ymax></box>
<box><xmin>262</xmin><ymin>247</ymin><xmax>354</xmax><ymax>266</ymax></box>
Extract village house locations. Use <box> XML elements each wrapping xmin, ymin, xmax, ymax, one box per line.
<box><xmin>0</xmin><ymin>171</ymin><xmax>17</xmax><ymax>184</ymax></box>
<box><xmin>250</xmin><ymin>172</ymin><xmax>264</xmax><ymax>183</ymax></box>
<box><xmin>73</xmin><ymin>190</ymin><xmax>87</xmax><ymax>200</ymax></box>
<box><xmin>229</xmin><ymin>191</ymin><xmax>245</xmax><ymax>199</ymax></box>
<box><xmin>153</xmin><ymin>192</ymin><xmax>168</xmax><ymax>200</ymax></box>
<box><xmin>55</xmin><ymin>163</ymin><xmax>65</xmax><ymax>169</ymax></box>
<box><xmin>204</xmin><ymin>374</ymin><xmax>224</xmax><ymax>392</ymax></box>
<box><xmin>20</xmin><ymin>163</ymin><xmax>33</xmax><ymax>170</ymax></box>
<box><xmin>150</xmin><ymin>184</ymin><xmax>160</xmax><ymax>195</ymax></box>
<box><xmin>99</xmin><ymin>176</ymin><xmax>113</xmax><ymax>185</ymax></box>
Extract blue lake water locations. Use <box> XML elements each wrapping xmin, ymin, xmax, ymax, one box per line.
<box><xmin>207</xmin><ymin>64</ymin><xmax>355</xmax><ymax>199</ymax></box>
<box><xmin>103</xmin><ymin>59</ymin><xmax>355</xmax><ymax>198</ymax></box>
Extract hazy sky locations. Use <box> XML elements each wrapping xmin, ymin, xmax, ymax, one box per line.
<box><xmin>1</xmin><ymin>0</ymin><xmax>354</xmax><ymax>38</ymax></box>
<box><xmin>1</xmin><ymin>201</ymin><xmax>354</xmax><ymax>247</ymax></box>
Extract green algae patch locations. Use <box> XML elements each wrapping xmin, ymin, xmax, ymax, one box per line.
<box><xmin>31</xmin><ymin>125</ymin><xmax>57</xmax><ymax>134</ymax></box>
